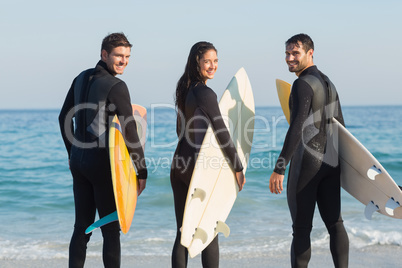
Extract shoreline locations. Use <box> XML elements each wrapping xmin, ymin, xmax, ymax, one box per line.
<box><xmin>1</xmin><ymin>245</ymin><xmax>401</xmax><ymax>267</ymax></box>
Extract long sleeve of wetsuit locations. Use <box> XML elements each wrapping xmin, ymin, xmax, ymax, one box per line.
<box><xmin>108</xmin><ymin>82</ymin><xmax>148</xmax><ymax>180</ymax></box>
<box><xmin>59</xmin><ymin>80</ymin><xmax>75</xmax><ymax>158</ymax></box>
<box><xmin>194</xmin><ymin>85</ymin><xmax>244</xmax><ymax>173</ymax></box>
<box><xmin>274</xmin><ymin>79</ymin><xmax>314</xmax><ymax>175</ymax></box>
<box><xmin>335</xmin><ymin>94</ymin><xmax>345</xmax><ymax>126</ymax></box>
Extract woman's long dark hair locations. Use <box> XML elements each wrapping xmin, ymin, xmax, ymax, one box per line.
<box><xmin>175</xmin><ymin>41</ymin><xmax>217</xmax><ymax>120</ymax></box>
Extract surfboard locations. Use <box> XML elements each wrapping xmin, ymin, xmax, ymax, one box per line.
<box><xmin>180</xmin><ymin>68</ymin><xmax>255</xmax><ymax>258</ymax></box>
<box><xmin>85</xmin><ymin>104</ymin><xmax>147</xmax><ymax>234</ymax></box>
<box><xmin>275</xmin><ymin>79</ymin><xmax>402</xmax><ymax>220</ymax></box>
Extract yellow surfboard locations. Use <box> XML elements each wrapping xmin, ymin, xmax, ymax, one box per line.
<box><xmin>85</xmin><ymin>104</ymin><xmax>147</xmax><ymax>234</ymax></box>
<box><xmin>109</xmin><ymin>104</ymin><xmax>147</xmax><ymax>234</ymax></box>
<box><xmin>275</xmin><ymin>79</ymin><xmax>291</xmax><ymax>124</ymax></box>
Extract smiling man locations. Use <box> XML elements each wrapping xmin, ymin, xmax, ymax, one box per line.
<box><xmin>269</xmin><ymin>34</ymin><xmax>349</xmax><ymax>268</ymax></box>
<box><xmin>59</xmin><ymin>32</ymin><xmax>147</xmax><ymax>268</ymax></box>
<box><xmin>102</xmin><ymin>45</ymin><xmax>131</xmax><ymax>76</ymax></box>
<box><xmin>285</xmin><ymin>36</ymin><xmax>314</xmax><ymax>76</ymax></box>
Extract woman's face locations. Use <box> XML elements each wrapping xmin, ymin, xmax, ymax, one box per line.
<box><xmin>199</xmin><ymin>49</ymin><xmax>218</xmax><ymax>83</ymax></box>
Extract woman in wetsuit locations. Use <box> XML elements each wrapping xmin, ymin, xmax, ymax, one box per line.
<box><xmin>170</xmin><ymin>41</ymin><xmax>246</xmax><ymax>268</ymax></box>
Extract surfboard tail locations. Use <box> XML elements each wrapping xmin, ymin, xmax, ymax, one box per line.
<box><xmin>385</xmin><ymin>197</ymin><xmax>401</xmax><ymax>216</ymax></box>
<box><xmin>188</xmin><ymin>229</ymin><xmax>208</xmax><ymax>258</ymax></box>
<box><xmin>85</xmin><ymin>211</ymin><xmax>118</xmax><ymax>234</ymax></box>
<box><xmin>215</xmin><ymin>221</ymin><xmax>230</xmax><ymax>237</ymax></box>
<box><xmin>191</xmin><ymin>188</ymin><xmax>206</xmax><ymax>202</ymax></box>
<box><xmin>364</xmin><ymin>201</ymin><xmax>379</xmax><ymax>220</ymax></box>
<box><xmin>367</xmin><ymin>165</ymin><xmax>382</xmax><ymax>180</ymax></box>
<box><xmin>193</xmin><ymin>227</ymin><xmax>208</xmax><ymax>244</ymax></box>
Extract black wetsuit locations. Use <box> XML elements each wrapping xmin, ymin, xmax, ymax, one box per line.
<box><xmin>170</xmin><ymin>83</ymin><xmax>243</xmax><ymax>268</ymax></box>
<box><xmin>59</xmin><ymin>61</ymin><xmax>147</xmax><ymax>268</ymax></box>
<box><xmin>274</xmin><ymin>66</ymin><xmax>349</xmax><ymax>268</ymax></box>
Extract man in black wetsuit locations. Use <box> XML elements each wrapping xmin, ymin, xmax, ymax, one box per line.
<box><xmin>59</xmin><ymin>33</ymin><xmax>147</xmax><ymax>268</ymax></box>
<box><xmin>269</xmin><ymin>34</ymin><xmax>349</xmax><ymax>268</ymax></box>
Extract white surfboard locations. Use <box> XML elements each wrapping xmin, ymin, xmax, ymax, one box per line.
<box><xmin>335</xmin><ymin>118</ymin><xmax>402</xmax><ymax>219</ymax></box>
<box><xmin>181</xmin><ymin>68</ymin><xmax>255</xmax><ymax>258</ymax></box>
<box><xmin>276</xmin><ymin>79</ymin><xmax>402</xmax><ymax>220</ymax></box>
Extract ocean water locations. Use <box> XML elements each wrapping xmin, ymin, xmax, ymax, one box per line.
<box><xmin>0</xmin><ymin>106</ymin><xmax>401</xmax><ymax>260</ymax></box>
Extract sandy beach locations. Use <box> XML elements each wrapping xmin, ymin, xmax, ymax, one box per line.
<box><xmin>1</xmin><ymin>245</ymin><xmax>400</xmax><ymax>267</ymax></box>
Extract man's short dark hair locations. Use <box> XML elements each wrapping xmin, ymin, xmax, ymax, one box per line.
<box><xmin>286</xmin><ymin>33</ymin><xmax>314</xmax><ymax>53</ymax></box>
<box><xmin>101</xmin><ymin>32</ymin><xmax>132</xmax><ymax>54</ymax></box>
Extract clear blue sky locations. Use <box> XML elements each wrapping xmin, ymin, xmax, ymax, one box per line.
<box><xmin>1</xmin><ymin>0</ymin><xmax>401</xmax><ymax>109</ymax></box>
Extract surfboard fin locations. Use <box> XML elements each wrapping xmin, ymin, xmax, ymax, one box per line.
<box><xmin>215</xmin><ymin>221</ymin><xmax>230</xmax><ymax>237</ymax></box>
<box><xmin>385</xmin><ymin>197</ymin><xmax>401</xmax><ymax>216</ymax></box>
<box><xmin>191</xmin><ymin>188</ymin><xmax>206</xmax><ymax>202</ymax></box>
<box><xmin>192</xmin><ymin>227</ymin><xmax>208</xmax><ymax>244</ymax></box>
<box><xmin>367</xmin><ymin>165</ymin><xmax>382</xmax><ymax>180</ymax></box>
<box><xmin>85</xmin><ymin>211</ymin><xmax>118</xmax><ymax>234</ymax></box>
<box><xmin>364</xmin><ymin>201</ymin><xmax>379</xmax><ymax>220</ymax></box>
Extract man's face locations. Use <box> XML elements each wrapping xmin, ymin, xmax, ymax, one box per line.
<box><xmin>102</xmin><ymin>46</ymin><xmax>131</xmax><ymax>76</ymax></box>
<box><xmin>285</xmin><ymin>42</ymin><xmax>313</xmax><ymax>76</ymax></box>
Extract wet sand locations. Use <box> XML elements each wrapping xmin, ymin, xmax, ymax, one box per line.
<box><xmin>1</xmin><ymin>244</ymin><xmax>401</xmax><ymax>267</ymax></box>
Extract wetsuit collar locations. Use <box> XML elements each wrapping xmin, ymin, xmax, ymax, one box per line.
<box><xmin>96</xmin><ymin>60</ymin><xmax>115</xmax><ymax>76</ymax></box>
<box><xmin>299</xmin><ymin>65</ymin><xmax>318</xmax><ymax>77</ymax></box>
